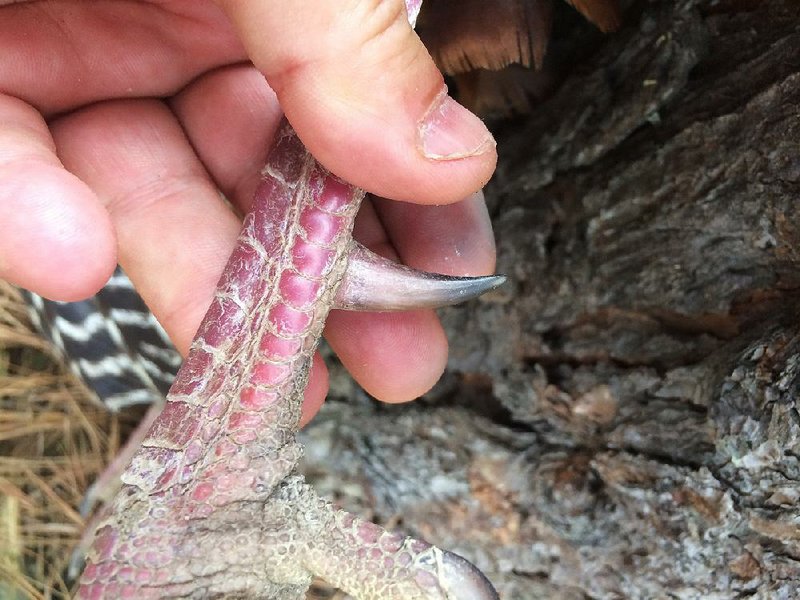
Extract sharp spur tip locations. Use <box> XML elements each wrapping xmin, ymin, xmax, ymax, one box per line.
<box><xmin>472</xmin><ymin>274</ymin><xmax>507</xmax><ymax>292</ymax></box>
<box><xmin>445</xmin><ymin>273</ymin><xmax>506</xmax><ymax>303</ymax></box>
<box><xmin>336</xmin><ymin>242</ymin><xmax>507</xmax><ymax>311</ymax></box>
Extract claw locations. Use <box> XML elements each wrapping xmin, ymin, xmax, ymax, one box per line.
<box><xmin>303</xmin><ymin>500</ymin><xmax>500</xmax><ymax>600</ymax></box>
<box><xmin>335</xmin><ymin>242</ymin><xmax>506</xmax><ymax>312</ymax></box>
<box><xmin>437</xmin><ymin>549</ymin><xmax>500</xmax><ymax>600</ymax></box>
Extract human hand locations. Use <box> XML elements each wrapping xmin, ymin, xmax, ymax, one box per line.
<box><xmin>0</xmin><ymin>0</ymin><xmax>497</xmax><ymax>421</ymax></box>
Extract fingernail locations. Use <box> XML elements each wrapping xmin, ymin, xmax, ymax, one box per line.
<box><xmin>417</xmin><ymin>92</ymin><xmax>496</xmax><ymax>161</ymax></box>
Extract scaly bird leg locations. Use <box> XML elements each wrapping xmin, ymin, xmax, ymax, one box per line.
<box><xmin>77</xmin><ymin>4</ymin><xmax>499</xmax><ymax>597</ymax></box>
<box><xmin>77</xmin><ymin>118</ymin><xmax>499</xmax><ymax>600</ymax></box>
<box><xmin>67</xmin><ymin>243</ymin><xmax>502</xmax><ymax>522</ymax></box>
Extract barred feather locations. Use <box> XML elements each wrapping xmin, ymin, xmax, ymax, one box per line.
<box><xmin>22</xmin><ymin>267</ymin><xmax>180</xmax><ymax>412</ymax></box>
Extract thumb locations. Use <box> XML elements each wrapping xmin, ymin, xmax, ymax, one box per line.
<box><xmin>214</xmin><ymin>0</ymin><xmax>496</xmax><ymax>204</ymax></box>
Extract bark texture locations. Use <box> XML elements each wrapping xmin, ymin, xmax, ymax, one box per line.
<box><xmin>301</xmin><ymin>1</ymin><xmax>800</xmax><ymax>598</ymax></box>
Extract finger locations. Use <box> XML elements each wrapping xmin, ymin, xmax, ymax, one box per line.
<box><xmin>373</xmin><ymin>189</ymin><xmax>497</xmax><ymax>275</ymax></box>
<box><xmin>325</xmin><ymin>199</ymin><xmax>449</xmax><ymax>403</ymax></box>
<box><xmin>325</xmin><ymin>192</ymin><xmax>495</xmax><ymax>402</ymax></box>
<box><xmin>169</xmin><ymin>64</ymin><xmax>281</xmax><ymax>213</ymax></box>
<box><xmin>51</xmin><ymin>99</ymin><xmax>240</xmax><ymax>352</ymax></box>
<box><xmin>0</xmin><ymin>1</ymin><xmax>244</xmax><ymax>114</ymax></box>
<box><xmin>300</xmin><ymin>352</ymin><xmax>328</xmax><ymax>427</ymax></box>
<box><xmin>214</xmin><ymin>0</ymin><xmax>497</xmax><ymax>204</ymax></box>
<box><xmin>325</xmin><ymin>308</ymin><xmax>448</xmax><ymax>403</ymax></box>
<box><xmin>0</xmin><ymin>93</ymin><xmax>116</xmax><ymax>300</ymax></box>
<box><xmin>51</xmin><ymin>98</ymin><xmax>330</xmax><ymax>415</ymax></box>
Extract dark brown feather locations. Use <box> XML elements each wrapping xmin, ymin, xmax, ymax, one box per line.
<box><xmin>417</xmin><ymin>0</ymin><xmax>622</xmax><ymax>115</ymax></box>
<box><xmin>417</xmin><ymin>0</ymin><xmax>554</xmax><ymax>74</ymax></box>
<box><xmin>418</xmin><ymin>0</ymin><xmax>621</xmax><ymax>78</ymax></box>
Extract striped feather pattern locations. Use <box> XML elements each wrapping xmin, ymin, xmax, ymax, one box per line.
<box><xmin>22</xmin><ymin>268</ymin><xmax>180</xmax><ymax>412</ymax></box>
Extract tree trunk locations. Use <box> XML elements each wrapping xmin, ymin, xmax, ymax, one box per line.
<box><xmin>301</xmin><ymin>1</ymin><xmax>800</xmax><ymax>598</ymax></box>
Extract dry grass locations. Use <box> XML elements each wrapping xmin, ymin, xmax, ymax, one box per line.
<box><xmin>0</xmin><ymin>281</ymin><xmax>131</xmax><ymax>599</ymax></box>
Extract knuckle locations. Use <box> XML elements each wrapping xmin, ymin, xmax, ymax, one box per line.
<box><xmin>264</xmin><ymin>0</ymin><xmax>434</xmax><ymax>114</ymax></box>
<box><xmin>351</xmin><ymin>0</ymin><xmax>420</xmax><ymax>71</ymax></box>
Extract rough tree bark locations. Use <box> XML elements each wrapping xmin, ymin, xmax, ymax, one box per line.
<box><xmin>300</xmin><ymin>1</ymin><xmax>800</xmax><ymax>598</ymax></box>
